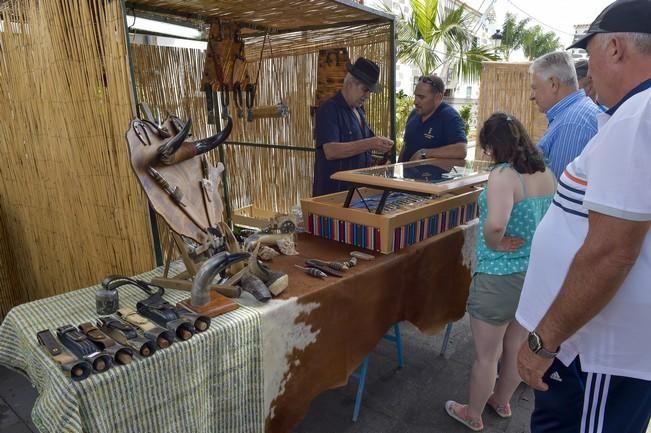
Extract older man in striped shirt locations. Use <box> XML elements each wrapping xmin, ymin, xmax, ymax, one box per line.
<box><xmin>529</xmin><ymin>51</ymin><xmax>600</xmax><ymax>178</ymax></box>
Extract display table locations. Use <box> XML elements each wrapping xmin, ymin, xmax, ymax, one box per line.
<box><xmin>0</xmin><ymin>225</ymin><xmax>475</xmax><ymax>433</ymax></box>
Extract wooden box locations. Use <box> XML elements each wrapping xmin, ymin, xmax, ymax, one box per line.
<box><xmin>232</xmin><ymin>205</ymin><xmax>281</xmax><ymax>230</ymax></box>
<box><xmin>301</xmin><ymin>186</ymin><xmax>481</xmax><ymax>254</ymax></box>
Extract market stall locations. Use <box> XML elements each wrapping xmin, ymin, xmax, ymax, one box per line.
<box><xmin>0</xmin><ymin>227</ymin><xmax>475</xmax><ymax>433</ymax></box>
<box><xmin>0</xmin><ymin>1</ymin><xmax>483</xmax><ymax>432</ymax></box>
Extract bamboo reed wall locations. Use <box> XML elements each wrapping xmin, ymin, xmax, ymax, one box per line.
<box><xmin>476</xmin><ymin>62</ymin><xmax>548</xmax><ymax>160</ymax></box>
<box><xmin>130</xmin><ymin>22</ymin><xmax>392</xmax><ymax>235</ymax></box>
<box><xmin>0</xmin><ymin>0</ymin><xmax>391</xmax><ymax>318</ymax></box>
<box><xmin>0</xmin><ymin>0</ymin><xmax>153</xmax><ymax>318</ymax></box>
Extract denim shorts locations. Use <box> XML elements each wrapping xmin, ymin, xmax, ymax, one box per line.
<box><xmin>467</xmin><ymin>272</ymin><xmax>525</xmax><ymax>326</ymax></box>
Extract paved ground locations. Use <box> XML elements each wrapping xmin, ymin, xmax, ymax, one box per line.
<box><xmin>1</xmin><ymin>315</ymin><xmax>648</xmax><ymax>432</ymax></box>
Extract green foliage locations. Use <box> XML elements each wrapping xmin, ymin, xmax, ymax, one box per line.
<box><xmin>387</xmin><ymin>0</ymin><xmax>498</xmax><ymax>82</ymax></box>
<box><xmin>395</xmin><ymin>90</ymin><xmax>415</xmax><ymax>154</ymax></box>
<box><xmin>458</xmin><ymin>103</ymin><xmax>473</xmax><ymax>136</ymax></box>
<box><xmin>522</xmin><ymin>25</ymin><xmax>563</xmax><ymax>60</ymax></box>
<box><xmin>498</xmin><ymin>13</ymin><xmax>562</xmax><ymax>61</ymax></box>
<box><xmin>499</xmin><ymin>13</ymin><xmax>530</xmax><ymax>61</ymax></box>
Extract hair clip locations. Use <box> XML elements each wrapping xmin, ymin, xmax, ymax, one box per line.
<box><xmin>506</xmin><ymin>116</ymin><xmax>512</xmax><ymax>122</ymax></box>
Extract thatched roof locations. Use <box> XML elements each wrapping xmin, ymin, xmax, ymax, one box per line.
<box><xmin>126</xmin><ymin>0</ymin><xmax>394</xmax><ymax>33</ymax></box>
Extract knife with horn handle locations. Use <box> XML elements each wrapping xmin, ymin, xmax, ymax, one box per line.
<box><xmin>56</xmin><ymin>325</ymin><xmax>112</xmax><ymax>373</ymax></box>
<box><xmin>78</xmin><ymin>322</ymin><xmax>134</xmax><ymax>365</ymax></box>
<box><xmin>37</xmin><ymin>329</ymin><xmax>92</xmax><ymax>381</ymax></box>
<box><xmin>116</xmin><ymin>307</ymin><xmax>175</xmax><ymax>349</ymax></box>
<box><xmin>136</xmin><ymin>293</ymin><xmax>196</xmax><ymax>341</ymax></box>
<box><xmin>97</xmin><ymin>317</ymin><xmax>157</xmax><ymax>358</ymax></box>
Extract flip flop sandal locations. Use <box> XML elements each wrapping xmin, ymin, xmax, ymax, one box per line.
<box><xmin>444</xmin><ymin>400</ymin><xmax>484</xmax><ymax>431</ymax></box>
<box><xmin>487</xmin><ymin>395</ymin><xmax>512</xmax><ymax>418</ymax></box>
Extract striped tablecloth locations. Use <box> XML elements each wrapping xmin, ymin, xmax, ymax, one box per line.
<box><xmin>0</xmin><ymin>263</ymin><xmax>264</xmax><ymax>433</ymax></box>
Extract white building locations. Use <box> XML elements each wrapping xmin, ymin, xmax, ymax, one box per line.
<box><xmin>568</xmin><ymin>23</ymin><xmax>589</xmax><ymax>60</ymax></box>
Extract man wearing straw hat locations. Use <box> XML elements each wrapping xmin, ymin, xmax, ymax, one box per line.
<box><xmin>516</xmin><ymin>0</ymin><xmax>651</xmax><ymax>431</ymax></box>
<box><xmin>313</xmin><ymin>57</ymin><xmax>394</xmax><ymax>196</ymax></box>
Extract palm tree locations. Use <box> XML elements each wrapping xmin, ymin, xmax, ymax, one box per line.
<box><xmin>522</xmin><ymin>25</ymin><xmax>562</xmax><ymax>60</ymax></box>
<box><xmin>498</xmin><ymin>13</ymin><xmax>530</xmax><ymax>61</ymax></box>
<box><xmin>389</xmin><ymin>0</ymin><xmax>498</xmax><ymax>82</ymax></box>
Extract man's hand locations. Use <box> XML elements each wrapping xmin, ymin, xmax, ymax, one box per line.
<box><xmin>368</xmin><ymin>136</ymin><xmax>393</xmax><ymax>153</ymax></box>
<box><xmin>517</xmin><ymin>342</ymin><xmax>552</xmax><ymax>391</ymax></box>
<box><xmin>409</xmin><ymin>149</ymin><xmax>426</xmax><ymax>161</ymax></box>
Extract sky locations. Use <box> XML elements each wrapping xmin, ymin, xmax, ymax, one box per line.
<box><xmin>477</xmin><ymin>0</ymin><xmax>614</xmax><ymax>47</ymax></box>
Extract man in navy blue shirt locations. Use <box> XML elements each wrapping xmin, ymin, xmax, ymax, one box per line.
<box><xmin>313</xmin><ymin>57</ymin><xmax>393</xmax><ymax>196</ymax></box>
<box><xmin>399</xmin><ymin>75</ymin><xmax>467</xmax><ymax>162</ymax></box>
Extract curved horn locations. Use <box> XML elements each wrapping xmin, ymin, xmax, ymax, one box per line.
<box><xmin>193</xmin><ymin>116</ymin><xmax>233</xmax><ymax>155</ymax></box>
<box><xmin>157</xmin><ymin>117</ymin><xmax>192</xmax><ymax>162</ymax></box>
<box><xmin>191</xmin><ymin>251</ymin><xmax>250</xmax><ymax>306</ymax></box>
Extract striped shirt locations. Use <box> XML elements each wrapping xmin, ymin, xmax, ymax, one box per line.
<box><xmin>517</xmin><ymin>82</ymin><xmax>651</xmax><ymax>380</ymax></box>
<box><xmin>538</xmin><ymin>90</ymin><xmax>600</xmax><ymax>178</ymax></box>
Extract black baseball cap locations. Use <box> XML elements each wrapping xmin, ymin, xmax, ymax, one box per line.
<box><xmin>568</xmin><ymin>0</ymin><xmax>651</xmax><ymax>49</ymax></box>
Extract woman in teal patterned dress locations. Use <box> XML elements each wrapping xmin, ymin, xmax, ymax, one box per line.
<box><xmin>445</xmin><ymin>113</ymin><xmax>556</xmax><ymax>431</ymax></box>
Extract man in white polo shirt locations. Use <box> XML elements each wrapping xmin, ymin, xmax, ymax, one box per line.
<box><xmin>515</xmin><ymin>1</ymin><xmax>651</xmax><ymax>432</ymax></box>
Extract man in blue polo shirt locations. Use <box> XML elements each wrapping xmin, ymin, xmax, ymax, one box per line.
<box><xmin>399</xmin><ymin>75</ymin><xmax>467</xmax><ymax>162</ymax></box>
<box><xmin>530</xmin><ymin>51</ymin><xmax>600</xmax><ymax>178</ymax></box>
<box><xmin>313</xmin><ymin>57</ymin><xmax>394</xmax><ymax>196</ymax></box>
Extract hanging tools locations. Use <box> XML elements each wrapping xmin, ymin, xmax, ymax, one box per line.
<box><xmin>247</xmin><ymin>102</ymin><xmax>289</xmax><ymax>122</ymax></box>
<box><xmin>295</xmin><ymin>265</ymin><xmax>328</xmax><ymax>279</ymax></box>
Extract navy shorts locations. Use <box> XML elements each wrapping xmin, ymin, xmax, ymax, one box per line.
<box><xmin>532</xmin><ymin>357</ymin><xmax>651</xmax><ymax>433</ymax></box>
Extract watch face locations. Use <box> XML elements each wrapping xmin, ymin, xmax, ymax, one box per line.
<box><xmin>528</xmin><ymin>332</ymin><xmax>541</xmax><ymax>352</ymax></box>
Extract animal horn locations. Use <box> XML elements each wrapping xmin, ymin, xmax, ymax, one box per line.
<box><xmin>157</xmin><ymin>117</ymin><xmax>192</xmax><ymax>162</ymax></box>
<box><xmin>193</xmin><ymin>116</ymin><xmax>233</xmax><ymax>155</ymax></box>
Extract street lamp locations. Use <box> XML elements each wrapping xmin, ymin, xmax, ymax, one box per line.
<box><xmin>491</xmin><ymin>29</ymin><xmax>503</xmax><ymax>58</ymax></box>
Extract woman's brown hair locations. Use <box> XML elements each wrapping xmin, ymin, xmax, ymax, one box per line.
<box><xmin>479</xmin><ymin>112</ymin><xmax>546</xmax><ymax>174</ymax></box>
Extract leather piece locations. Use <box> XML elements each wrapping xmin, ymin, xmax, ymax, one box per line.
<box><xmin>79</xmin><ymin>323</ymin><xmax>115</xmax><ymax>348</ymax></box>
<box><xmin>57</xmin><ymin>325</ymin><xmax>101</xmax><ymax>358</ymax></box>
<box><xmin>97</xmin><ymin>317</ymin><xmax>157</xmax><ymax>357</ymax></box>
<box><xmin>117</xmin><ymin>307</ymin><xmax>157</xmax><ymax>332</ymax></box>
<box><xmin>264</xmin><ymin>230</ymin><xmax>471</xmax><ymax>433</ymax></box>
<box><xmin>126</xmin><ymin>117</ymin><xmax>228</xmax><ymax>243</ymax></box>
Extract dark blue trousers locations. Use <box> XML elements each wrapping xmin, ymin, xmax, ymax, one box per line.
<box><xmin>532</xmin><ymin>357</ymin><xmax>651</xmax><ymax>433</ymax></box>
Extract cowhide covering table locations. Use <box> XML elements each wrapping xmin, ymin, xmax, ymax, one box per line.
<box><xmin>0</xmin><ymin>224</ymin><xmax>475</xmax><ymax>433</ymax></box>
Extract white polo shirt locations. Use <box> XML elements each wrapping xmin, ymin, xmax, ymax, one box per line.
<box><xmin>516</xmin><ymin>82</ymin><xmax>651</xmax><ymax>381</ymax></box>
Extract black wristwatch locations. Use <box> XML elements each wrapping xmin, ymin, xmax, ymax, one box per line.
<box><xmin>527</xmin><ymin>331</ymin><xmax>559</xmax><ymax>359</ymax></box>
